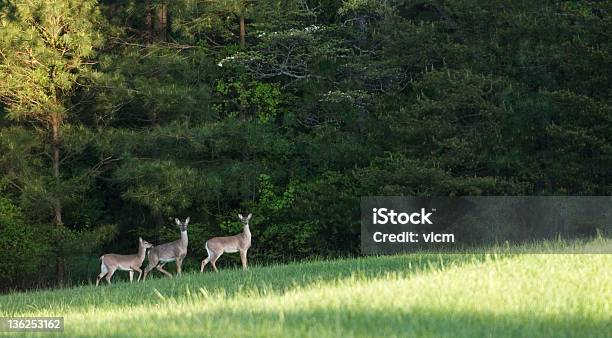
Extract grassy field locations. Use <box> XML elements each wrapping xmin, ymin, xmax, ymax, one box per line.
<box><xmin>0</xmin><ymin>250</ymin><xmax>610</xmax><ymax>337</ymax></box>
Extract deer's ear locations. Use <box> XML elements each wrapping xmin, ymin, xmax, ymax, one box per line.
<box><xmin>175</xmin><ymin>218</ymin><xmax>180</xmax><ymax>225</ymax></box>
<box><xmin>238</xmin><ymin>214</ymin><xmax>243</xmax><ymax>220</ymax></box>
<box><xmin>185</xmin><ymin>217</ymin><xmax>190</xmax><ymax>224</ymax></box>
<box><xmin>247</xmin><ymin>213</ymin><xmax>252</xmax><ymax>221</ymax></box>
<box><xmin>139</xmin><ymin>237</ymin><xmax>143</xmax><ymax>242</ymax></box>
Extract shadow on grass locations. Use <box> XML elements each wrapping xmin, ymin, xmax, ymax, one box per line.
<box><xmin>79</xmin><ymin>304</ymin><xmax>610</xmax><ymax>338</ymax></box>
<box><xmin>0</xmin><ymin>253</ymin><xmax>497</xmax><ymax>315</ymax></box>
<box><xmin>226</xmin><ymin>306</ymin><xmax>610</xmax><ymax>338</ymax></box>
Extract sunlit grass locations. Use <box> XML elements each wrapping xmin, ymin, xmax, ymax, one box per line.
<box><xmin>1</xmin><ymin>250</ymin><xmax>610</xmax><ymax>337</ymax></box>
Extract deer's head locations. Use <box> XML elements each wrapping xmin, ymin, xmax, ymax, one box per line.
<box><xmin>174</xmin><ymin>217</ymin><xmax>190</xmax><ymax>232</ymax></box>
<box><xmin>238</xmin><ymin>213</ymin><xmax>252</xmax><ymax>227</ymax></box>
<box><xmin>139</xmin><ymin>237</ymin><xmax>154</xmax><ymax>249</ymax></box>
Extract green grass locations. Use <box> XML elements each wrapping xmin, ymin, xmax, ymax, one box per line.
<box><xmin>0</xmin><ymin>249</ymin><xmax>610</xmax><ymax>337</ymax></box>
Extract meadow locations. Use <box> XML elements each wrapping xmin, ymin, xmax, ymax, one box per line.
<box><xmin>0</xmin><ymin>248</ymin><xmax>610</xmax><ymax>337</ymax></box>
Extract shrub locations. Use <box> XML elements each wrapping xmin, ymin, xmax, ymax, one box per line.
<box><xmin>0</xmin><ymin>196</ymin><xmax>51</xmax><ymax>290</ymax></box>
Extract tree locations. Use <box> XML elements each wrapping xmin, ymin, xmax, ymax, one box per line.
<box><xmin>0</xmin><ymin>0</ymin><xmax>104</xmax><ymax>283</ymax></box>
<box><xmin>1</xmin><ymin>0</ymin><xmax>611</xmax><ymax>289</ymax></box>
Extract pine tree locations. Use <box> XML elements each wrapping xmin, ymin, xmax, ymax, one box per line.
<box><xmin>0</xmin><ymin>0</ymin><xmax>104</xmax><ymax>283</ymax></box>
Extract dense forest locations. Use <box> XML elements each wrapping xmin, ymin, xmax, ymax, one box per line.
<box><xmin>0</xmin><ymin>0</ymin><xmax>611</xmax><ymax>290</ymax></box>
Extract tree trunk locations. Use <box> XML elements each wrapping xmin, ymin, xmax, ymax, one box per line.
<box><xmin>145</xmin><ymin>0</ymin><xmax>153</xmax><ymax>43</ymax></box>
<box><xmin>51</xmin><ymin>119</ymin><xmax>62</xmax><ymax>226</ymax></box>
<box><xmin>51</xmin><ymin>117</ymin><xmax>62</xmax><ymax>226</ymax></box>
<box><xmin>155</xmin><ymin>2</ymin><xmax>167</xmax><ymax>41</ymax></box>
<box><xmin>239</xmin><ymin>14</ymin><xmax>246</xmax><ymax>47</ymax></box>
<box><xmin>51</xmin><ymin>117</ymin><xmax>65</xmax><ymax>285</ymax></box>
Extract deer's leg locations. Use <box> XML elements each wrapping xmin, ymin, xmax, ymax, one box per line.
<box><xmin>133</xmin><ymin>267</ymin><xmax>143</xmax><ymax>281</ymax></box>
<box><xmin>143</xmin><ymin>262</ymin><xmax>157</xmax><ymax>281</ymax></box>
<box><xmin>211</xmin><ymin>251</ymin><xmax>223</xmax><ymax>272</ymax></box>
<box><xmin>96</xmin><ymin>271</ymin><xmax>106</xmax><ymax>286</ymax></box>
<box><xmin>176</xmin><ymin>257</ymin><xmax>183</xmax><ymax>276</ymax></box>
<box><xmin>129</xmin><ymin>270</ymin><xmax>134</xmax><ymax>283</ymax></box>
<box><xmin>200</xmin><ymin>256</ymin><xmax>210</xmax><ymax>272</ymax></box>
<box><xmin>105</xmin><ymin>267</ymin><xmax>117</xmax><ymax>285</ymax></box>
<box><xmin>240</xmin><ymin>250</ymin><xmax>248</xmax><ymax>270</ymax></box>
<box><xmin>96</xmin><ymin>262</ymin><xmax>108</xmax><ymax>286</ymax></box>
<box><xmin>156</xmin><ymin>263</ymin><xmax>173</xmax><ymax>278</ymax></box>
<box><xmin>96</xmin><ymin>272</ymin><xmax>106</xmax><ymax>286</ymax></box>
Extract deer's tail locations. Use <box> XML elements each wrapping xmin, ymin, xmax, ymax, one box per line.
<box><xmin>205</xmin><ymin>241</ymin><xmax>212</xmax><ymax>258</ymax></box>
<box><xmin>99</xmin><ymin>255</ymin><xmax>108</xmax><ymax>274</ymax></box>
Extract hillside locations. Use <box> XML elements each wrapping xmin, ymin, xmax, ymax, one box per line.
<box><xmin>1</xmin><ymin>252</ymin><xmax>610</xmax><ymax>337</ymax></box>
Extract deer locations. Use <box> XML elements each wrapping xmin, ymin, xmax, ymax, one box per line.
<box><xmin>200</xmin><ymin>213</ymin><xmax>252</xmax><ymax>272</ymax></box>
<box><xmin>96</xmin><ymin>237</ymin><xmax>154</xmax><ymax>286</ymax></box>
<box><xmin>143</xmin><ymin>217</ymin><xmax>189</xmax><ymax>280</ymax></box>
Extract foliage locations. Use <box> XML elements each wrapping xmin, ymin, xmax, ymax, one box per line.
<box><xmin>0</xmin><ymin>196</ymin><xmax>51</xmax><ymax>290</ymax></box>
<box><xmin>0</xmin><ymin>0</ymin><xmax>611</xmax><ymax>288</ymax></box>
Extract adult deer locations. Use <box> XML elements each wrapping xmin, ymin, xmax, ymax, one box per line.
<box><xmin>143</xmin><ymin>217</ymin><xmax>189</xmax><ymax>280</ymax></box>
<box><xmin>200</xmin><ymin>213</ymin><xmax>252</xmax><ymax>272</ymax></box>
<box><xmin>96</xmin><ymin>237</ymin><xmax>154</xmax><ymax>286</ymax></box>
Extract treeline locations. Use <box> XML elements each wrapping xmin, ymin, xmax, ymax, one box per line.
<box><xmin>0</xmin><ymin>0</ymin><xmax>611</xmax><ymax>290</ymax></box>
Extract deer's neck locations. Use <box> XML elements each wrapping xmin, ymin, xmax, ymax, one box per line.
<box><xmin>243</xmin><ymin>225</ymin><xmax>251</xmax><ymax>240</ymax></box>
<box><xmin>136</xmin><ymin>245</ymin><xmax>147</xmax><ymax>263</ymax></box>
<box><xmin>180</xmin><ymin>230</ymin><xmax>188</xmax><ymax>247</ymax></box>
